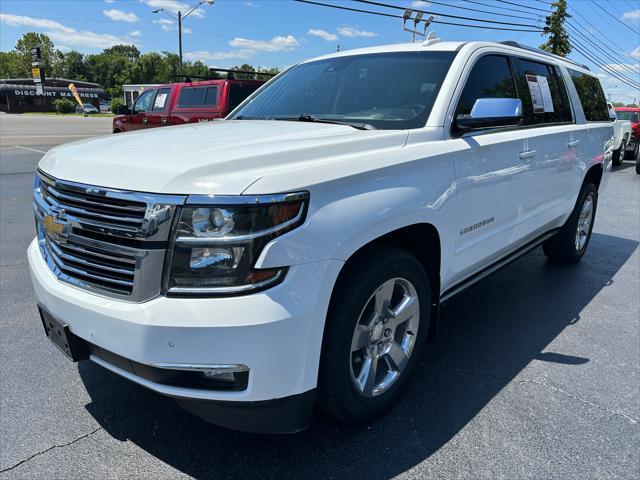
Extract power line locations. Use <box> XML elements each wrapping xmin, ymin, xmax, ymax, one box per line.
<box><xmin>492</xmin><ymin>0</ymin><xmax>551</xmax><ymax>14</ymax></box>
<box><xmin>588</xmin><ymin>0</ymin><xmax>640</xmax><ymax>36</ymax></box>
<box><xmin>411</xmin><ymin>0</ymin><xmax>541</xmax><ymax>22</ymax></box>
<box><xmin>570</xmin><ymin>43</ymin><xmax>640</xmax><ymax>90</ymax></box>
<box><xmin>293</xmin><ymin>0</ymin><xmax>545</xmax><ymax>32</ymax></box>
<box><xmin>463</xmin><ymin>0</ymin><xmax>541</xmax><ymax>17</ymax></box>
<box><xmin>568</xmin><ymin>6</ymin><xmax>637</xmax><ymax>63</ymax></box>
<box><xmin>566</xmin><ymin>23</ymin><xmax>640</xmax><ymax>78</ymax></box>
<box><xmin>353</xmin><ymin>0</ymin><xmax>542</xmax><ymax>28</ymax></box>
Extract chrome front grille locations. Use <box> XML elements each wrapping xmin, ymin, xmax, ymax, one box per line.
<box><xmin>34</xmin><ymin>171</ymin><xmax>186</xmax><ymax>302</ymax></box>
<box><xmin>45</xmin><ymin>236</ymin><xmax>136</xmax><ymax>295</ymax></box>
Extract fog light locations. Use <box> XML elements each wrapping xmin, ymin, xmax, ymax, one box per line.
<box><xmin>202</xmin><ymin>370</ymin><xmax>236</xmax><ymax>383</ymax></box>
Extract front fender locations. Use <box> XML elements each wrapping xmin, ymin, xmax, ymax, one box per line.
<box><xmin>255</xmin><ymin>151</ymin><xmax>457</xmax><ymax>270</ymax></box>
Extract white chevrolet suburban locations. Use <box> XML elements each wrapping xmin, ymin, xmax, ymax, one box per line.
<box><xmin>29</xmin><ymin>40</ymin><xmax>613</xmax><ymax>433</ymax></box>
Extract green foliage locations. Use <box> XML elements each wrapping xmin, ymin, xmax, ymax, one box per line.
<box><xmin>230</xmin><ymin>64</ymin><xmax>280</xmax><ymax>80</ymax></box>
<box><xmin>540</xmin><ymin>0</ymin><xmax>571</xmax><ymax>57</ymax></box>
<box><xmin>54</xmin><ymin>98</ymin><xmax>75</xmax><ymax>114</ymax></box>
<box><xmin>110</xmin><ymin>97</ymin><xmax>125</xmax><ymax>114</ymax></box>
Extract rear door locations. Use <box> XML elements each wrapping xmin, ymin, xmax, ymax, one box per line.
<box><xmin>128</xmin><ymin>89</ymin><xmax>156</xmax><ymax>131</ymax></box>
<box><xmin>446</xmin><ymin>52</ymin><xmax>536</xmax><ymax>282</ymax></box>
<box><xmin>170</xmin><ymin>84</ymin><xmax>221</xmax><ymax>125</ymax></box>
<box><xmin>512</xmin><ymin>57</ymin><xmax>577</xmax><ymax>233</ymax></box>
<box><xmin>145</xmin><ymin>87</ymin><xmax>172</xmax><ymax>128</ymax></box>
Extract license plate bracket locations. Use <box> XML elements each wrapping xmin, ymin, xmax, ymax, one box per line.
<box><xmin>39</xmin><ymin>306</ymin><xmax>89</xmax><ymax>362</ymax></box>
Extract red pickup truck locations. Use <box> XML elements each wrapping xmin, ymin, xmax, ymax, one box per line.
<box><xmin>112</xmin><ymin>79</ymin><xmax>264</xmax><ymax>133</ymax></box>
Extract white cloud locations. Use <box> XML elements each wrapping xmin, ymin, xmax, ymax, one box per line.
<box><xmin>411</xmin><ymin>1</ymin><xmax>430</xmax><ymax>7</ymax></box>
<box><xmin>603</xmin><ymin>63</ymin><xmax>640</xmax><ymax>74</ymax></box>
<box><xmin>308</xmin><ymin>29</ymin><xmax>338</xmax><ymax>42</ymax></box>
<box><xmin>337</xmin><ymin>26</ymin><xmax>377</xmax><ymax>38</ymax></box>
<box><xmin>622</xmin><ymin>10</ymin><xmax>640</xmax><ymax>21</ymax></box>
<box><xmin>128</xmin><ymin>30</ymin><xmax>142</xmax><ymax>37</ymax></box>
<box><xmin>0</xmin><ymin>13</ymin><xmax>74</xmax><ymax>33</ymax></box>
<box><xmin>186</xmin><ymin>34</ymin><xmax>300</xmax><ymax>64</ymax></box>
<box><xmin>153</xmin><ymin>17</ymin><xmax>174</xmax><ymax>31</ymax></box>
<box><xmin>141</xmin><ymin>0</ymin><xmax>206</xmax><ymax>18</ymax></box>
<box><xmin>104</xmin><ymin>0</ymin><xmax>116</xmax><ymax>3</ymax></box>
<box><xmin>243</xmin><ymin>1</ymin><xmax>255</xmax><ymax>6</ymax></box>
<box><xmin>103</xmin><ymin>9</ymin><xmax>139</xmax><ymax>22</ymax></box>
<box><xmin>183</xmin><ymin>27</ymin><xmax>192</xmax><ymax>34</ymax></box>
<box><xmin>0</xmin><ymin>13</ymin><xmax>135</xmax><ymax>49</ymax></box>
<box><xmin>631</xmin><ymin>47</ymin><xmax>640</xmax><ymax>59</ymax></box>
<box><xmin>229</xmin><ymin>35</ymin><xmax>299</xmax><ymax>52</ymax></box>
<box><xmin>185</xmin><ymin>50</ymin><xmax>254</xmax><ymax>61</ymax></box>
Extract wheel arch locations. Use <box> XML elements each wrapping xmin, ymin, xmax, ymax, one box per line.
<box><xmin>330</xmin><ymin>223</ymin><xmax>442</xmax><ymax>339</ymax></box>
<box><xmin>584</xmin><ymin>163</ymin><xmax>603</xmax><ymax>191</ymax></box>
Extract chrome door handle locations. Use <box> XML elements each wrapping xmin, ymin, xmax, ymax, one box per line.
<box><xmin>566</xmin><ymin>140</ymin><xmax>580</xmax><ymax>148</ymax></box>
<box><xmin>518</xmin><ymin>150</ymin><xmax>537</xmax><ymax>160</ymax></box>
<box><xmin>161</xmin><ymin>117</ymin><xmax>168</xmax><ymax>125</ymax></box>
<box><xmin>142</xmin><ymin>116</ymin><xmax>148</xmax><ymax>124</ymax></box>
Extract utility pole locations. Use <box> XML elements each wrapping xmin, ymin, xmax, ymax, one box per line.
<box><xmin>153</xmin><ymin>1</ymin><xmax>214</xmax><ymax>77</ymax></box>
<box><xmin>178</xmin><ymin>10</ymin><xmax>183</xmax><ymax>74</ymax></box>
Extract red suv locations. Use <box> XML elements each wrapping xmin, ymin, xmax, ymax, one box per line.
<box><xmin>113</xmin><ymin>79</ymin><xmax>264</xmax><ymax>133</ymax></box>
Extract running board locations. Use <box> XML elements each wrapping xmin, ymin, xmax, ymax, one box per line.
<box><xmin>440</xmin><ymin>228</ymin><xmax>560</xmax><ymax>303</ymax></box>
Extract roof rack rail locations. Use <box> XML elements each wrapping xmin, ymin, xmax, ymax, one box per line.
<box><xmin>499</xmin><ymin>41</ymin><xmax>590</xmax><ymax>71</ymax></box>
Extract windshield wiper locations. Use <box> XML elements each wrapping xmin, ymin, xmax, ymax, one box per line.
<box><xmin>275</xmin><ymin>114</ymin><xmax>375</xmax><ymax>130</ymax></box>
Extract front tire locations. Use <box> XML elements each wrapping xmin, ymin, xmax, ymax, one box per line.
<box><xmin>543</xmin><ymin>182</ymin><xmax>598</xmax><ymax>263</ymax></box>
<box><xmin>625</xmin><ymin>140</ymin><xmax>639</xmax><ymax>160</ymax></box>
<box><xmin>317</xmin><ymin>246</ymin><xmax>430</xmax><ymax>423</ymax></box>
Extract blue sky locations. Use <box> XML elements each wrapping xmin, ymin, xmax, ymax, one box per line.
<box><xmin>0</xmin><ymin>0</ymin><xmax>638</xmax><ymax>103</ymax></box>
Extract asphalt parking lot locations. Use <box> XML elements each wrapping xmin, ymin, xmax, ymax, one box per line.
<box><xmin>0</xmin><ymin>114</ymin><xmax>638</xmax><ymax>479</ymax></box>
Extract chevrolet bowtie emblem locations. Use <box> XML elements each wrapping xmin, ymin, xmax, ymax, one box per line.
<box><xmin>43</xmin><ymin>210</ymin><xmax>69</xmax><ymax>242</ymax></box>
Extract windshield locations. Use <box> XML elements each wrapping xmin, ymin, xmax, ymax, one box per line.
<box><xmin>231</xmin><ymin>51</ymin><xmax>456</xmax><ymax>130</ymax></box>
<box><xmin>616</xmin><ymin>110</ymin><xmax>639</xmax><ymax>123</ymax></box>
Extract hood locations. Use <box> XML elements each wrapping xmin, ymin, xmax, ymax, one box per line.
<box><xmin>38</xmin><ymin>120</ymin><xmax>408</xmax><ymax>195</ymax></box>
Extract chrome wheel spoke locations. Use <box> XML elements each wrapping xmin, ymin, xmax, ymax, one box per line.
<box><xmin>356</xmin><ymin>352</ymin><xmax>379</xmax><ymax>397</ymax></box>
<box><xmin>388</xmin><ymin>295</ymin><xmax>419</xmax><ymax>331</ymax></box>
<box><xmin>351</xmin><ymin>324</ymin><xmax>371</xmax><ymax>352</ymax></box>
<box><xmin>384</xmin><ymin>341</ymin><xmax>409</xmax><ymax>372</ymax></box>
<box><xmin>374</xmin><ymin>279</ymin><xmax>396</xmax><ymax>317</ymax></box>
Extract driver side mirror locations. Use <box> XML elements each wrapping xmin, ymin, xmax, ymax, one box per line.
<box><xmin>455</xmin><ymin>98</ymin><xmax>523</xmax><ymax>133</ymax></box>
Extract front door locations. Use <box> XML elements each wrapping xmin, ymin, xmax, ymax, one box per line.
<box><xmin>445</xmin><ymin>53</ymin><xmax>535</xmax><ymax>284</ymax></box>
<box><xmin>128</xmin><ymin>89</ymin><xmax>156</xmax><ymax>131</ymax></box>
<box><xmin>145</xmin><ymin>87</ymin><xmax>172</xmax><ymax>128</ymax></box>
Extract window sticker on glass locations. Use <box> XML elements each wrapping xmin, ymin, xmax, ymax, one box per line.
<box><xmin>526</xmin><ymin>74</ymin><xmax>554</xmax><ymax>113</ymax></box>
<box><xmin>154</xmin><ymin>93</ymin><xmax>168</xmax><ymax>109</ymax></box>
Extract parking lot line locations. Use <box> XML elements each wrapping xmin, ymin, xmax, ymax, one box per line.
<box><xmin>14</xmin><ymin>145</ymin><xmax>46</xmax><ymax>154</ymax></box>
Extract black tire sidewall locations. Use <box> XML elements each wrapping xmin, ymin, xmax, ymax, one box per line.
<box><xmin>319</xmin><ymin>248</ymin><xmax>430</xmax><ymax>422</ymax></box>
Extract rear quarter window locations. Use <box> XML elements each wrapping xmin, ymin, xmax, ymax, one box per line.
<box><xmin>568</xmin><ymin>69</ymin><xmax>609</xmax><ymax>122</ymax></box>
<box><xmin>227</xmin><ymin>83</ymin><xmax>261</xmax><ymax>111</ymax></box>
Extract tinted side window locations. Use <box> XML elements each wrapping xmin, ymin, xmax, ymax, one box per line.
<box><xmin>228</xmin><ymin>83</ymin><xmax>261</xmax><ymax>111</ymax></box>
<box><xmin>178</xmin><ymin>86</ymin><xmax>218</xmax><ymax>107</ymax></box>
<box><xmin>514</xmin><ymin>59</ymin><xmax>572</xmax><ymax>125</ymax></box>
<box><xmin>568</xmin><ymin>69</ymin><xmax>609</xmax><ymax>121</ymax></box>
<box><xmin>152</xmin><ymin>88</ymin><xmax>171</xmax><ymax>112</ymax></box>
<box><xmin>133</xmin><ymin>89</ymin><xmax>155</xmax><ymax>113</ymax></box>
<box><xmin>455</xmin><ymin>55</ymin><xmax>517</xmax><ymax>118</ymax></box>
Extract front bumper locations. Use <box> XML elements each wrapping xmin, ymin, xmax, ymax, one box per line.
<box><xmin>28</xmin><ymin>238</ymin><xmax>343</xmax><ymax>431</ymax></box>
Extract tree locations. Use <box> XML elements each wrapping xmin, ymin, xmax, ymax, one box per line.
<box><xmin>102</xmin><ymin>45</ymin><xmax>140</xmax><ymax>61</ymax></box>
<box><xmin>58</xmin><ymin>51</ymin><xmax>87</xmax><ymax>81</ymax></box>
<box><xmin>0</xmin><ymin>51</ymin><xmax>24</xmax><ymax>78</ymax></box>
<box><xmin>14</xmin><ymin>32</ymin><xmax>59</xmax><ymax>77</ymax></box>
<box><xmin>230</xmin><ymin>64</ymin><xmax>279</xmax><ymax>80</ymax></box>
<box><xmin>540</xmin><ymin>0</ymin><xmax>571</xmax><ymax>57</ymax></box>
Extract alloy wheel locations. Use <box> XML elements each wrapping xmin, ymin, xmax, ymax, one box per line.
<box><xmin>349</xmin><ymin>277</ymin><xmax>420</xmax><ymax>398</ymax></box>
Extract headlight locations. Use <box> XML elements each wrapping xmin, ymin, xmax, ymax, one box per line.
<box><xmin>164</xmin><ymin>192</ymin><xmax>309</xmax><ymax>296</ymax></box>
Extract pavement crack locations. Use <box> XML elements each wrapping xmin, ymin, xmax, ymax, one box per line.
<box><xmin>0</xmin><ymin>427</ymin><xmax>103</xmax><ymax>474</ymax></box>
<box><xmin>448</xmin><ymin>367</ymin><xmax>639</xmax><ymax>424</ymax></box>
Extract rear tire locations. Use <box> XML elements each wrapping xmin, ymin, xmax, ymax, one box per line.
<box><xmin>624</xmin><ymin>141</ymin><xmax>639</xmax><ymax>160</ymax></box>
<box><xmin>317</xmin><ymin>246</ymin><xmax>430</xmax><ymax>423</ymax></box>
<box><xmin>612</xmin><ymin>141</ymin><xmax>625</xmax><ymax>166</ymax></box>
<box><xmin>543</xmin><ymin>182</ymin><xmax>598</xmax><ymax>263</ymax></box>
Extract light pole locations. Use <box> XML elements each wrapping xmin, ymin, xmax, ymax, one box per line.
<box><xmin>152</xmin><ymin>0</ymin><xmax>215</xmax><ymax>77</ymax></box>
